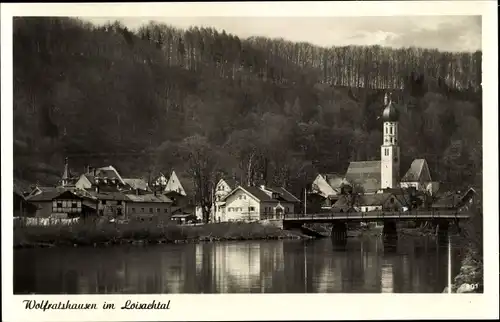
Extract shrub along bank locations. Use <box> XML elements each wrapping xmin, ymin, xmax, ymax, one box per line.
<box><xmin>13</xmin><ymin>220</ymin><xmax>309</xmax><ymax>248</ymax></box>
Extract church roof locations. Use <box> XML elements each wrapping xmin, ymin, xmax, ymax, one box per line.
<box><xmin>401</xmin><ymin>159</ymin><xmax>432</xmax><ymax>182</ymax></box>
<box><xmin>344</xmin><ymin>161</ymin><xmax>381</xmax><ymax>193</ymax></box>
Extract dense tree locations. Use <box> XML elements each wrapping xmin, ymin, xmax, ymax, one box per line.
<box><xmin>13</xmin><ymin>17</ymin><xmax>482</xmax><ymax>205</ymax></box>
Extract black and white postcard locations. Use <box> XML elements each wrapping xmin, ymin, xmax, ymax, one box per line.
<box><xmin>1</xmin><ymin>1</ymin><xmax>498</xmax><ymax>321</ymax></box>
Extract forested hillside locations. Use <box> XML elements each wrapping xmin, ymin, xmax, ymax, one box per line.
<box><xmin>13</xmin><ymin>17</ymin><xmax>482</xmax><ymax>201</ymax></box>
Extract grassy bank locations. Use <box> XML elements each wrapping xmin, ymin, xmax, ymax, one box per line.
<box><xmin>14</xmin><ymin>221</ymin><xmax>309</xmax><ymax>248</ymax></box>
<box><xmin>446</xmin><ymin>210</ymin><xmax>483</xmax><ymax>293</ymax></box>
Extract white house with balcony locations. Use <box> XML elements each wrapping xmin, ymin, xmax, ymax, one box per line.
<box><xmin>221</xmin><ymin>185</ymin><xmax>300</xmax><ymax>222</ymax></box>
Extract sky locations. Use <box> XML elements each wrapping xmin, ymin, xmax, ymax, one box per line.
<box><xmin>83</xmin><ymin>16</ymin><xmax>481</xmax><ymax>53</ymax></box>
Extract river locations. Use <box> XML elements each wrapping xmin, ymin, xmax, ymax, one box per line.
<box><xmin>14</xmin><ymin>236</ymin><xmax>464</xmax><ymax>294</ymax></box>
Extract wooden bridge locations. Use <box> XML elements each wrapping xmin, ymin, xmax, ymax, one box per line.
<box><xmin>281</xmin><ymin>210</ymin><xmax>471</xmax><ymax>239</ymax></box>
<box><xmin>282</xmin><ymin>210</ymin><xmax>470</xmax><ymax>223</ymax></box>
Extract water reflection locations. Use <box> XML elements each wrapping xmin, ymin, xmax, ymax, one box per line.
<box><xmin>14</xmin><ymin>236</ymin><xmax>463</xmax><ymax>294</ymax></box>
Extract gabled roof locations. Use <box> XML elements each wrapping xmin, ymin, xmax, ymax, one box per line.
<box><xmin>218</xmin><ymin>177</ymin><xmax>239</xmax><ymax>190</ymax></box>
<box><xmin>165</xmin><ymin>170</ymin><xmax>195</xmax><ymax>196</ymax></box>
<box><xmin>223</xmin><ymin>185</ymin><xmax>300</xmax><ymax>203</ymax></box>
<box><xmin>322</xmin><ymin>173</ymin><xmax>344</xmax><ymax>190</ymax></box>
<box><xmin>93</xmin><ymin>165</ymin><xmax>126</xmax><ymax>185</ymax></box>
<box><xmin>125</xmin><ymin>193</ymin><xmax>172</xmax><ymax>203</ymax></box>
<box><xmin>344</xmin><ymin>160</ymin><xmax>381</xmax><ymax>193</ymax></box>
<box><xmin>123</xmin><ymin>178</ymin><xmax>150</xmax><ymax>191</ymax></box>
<box><xmin>401</xmin><ymin>159</ymin><xmax>432</xmax><ymax>182</ymax></box>
<box><xmin>266</xmin><ymin>187</ymin><xmax>301</xmax><ymax>203</ymax></box>
<box><xmin>28</xmin><ymin>190</ymin><xmax>82</xmax><ymax>202</ymax></box>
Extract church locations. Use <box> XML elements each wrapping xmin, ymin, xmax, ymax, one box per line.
<box><xmin>311</xmin><ymin>93</ymin><xmax>440</xmax><ymax>208</ymax></box>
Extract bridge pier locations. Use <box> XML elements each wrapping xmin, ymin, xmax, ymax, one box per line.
<box><xmin>435</xmin><ymin>220</ymin><xmax>450</xmax><ymax>244</ymax></box>
<box><xmin>331</xmin><ymin>222</ymin><xmax>347</xmax><ymax>241</ymax></box>
<box><xmin>382</xmin><ymin>220</ymin><xmax>398</xmax><ymax>241</ymax></box>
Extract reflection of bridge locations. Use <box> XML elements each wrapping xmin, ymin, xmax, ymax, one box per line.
<box><xmin>282</xmin><ymin>210</ymin><xmax>471</xmax><ymax>240</ymax></box>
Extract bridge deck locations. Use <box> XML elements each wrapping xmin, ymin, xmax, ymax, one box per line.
<box><xmin>282</xmin><ymin>210</ymin><xmax>469</xmax><ymax>222</ymax></box>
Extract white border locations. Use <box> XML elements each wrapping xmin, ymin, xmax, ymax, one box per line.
<box><xmin>1</xmin><ymin>2</ymin><xmax>498</xmax><ymax>321</ymax></box>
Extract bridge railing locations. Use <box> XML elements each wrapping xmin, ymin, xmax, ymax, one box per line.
<box><xmin>283</xmin><ymin>209</ymin><xmax>466</xmax><ymax>220</ymax></box>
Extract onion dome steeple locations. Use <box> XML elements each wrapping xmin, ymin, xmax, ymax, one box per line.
<box><xmin>382</xmin><ymin>92</ymin><xmax>399</xmax><ymax>122</ymax></box>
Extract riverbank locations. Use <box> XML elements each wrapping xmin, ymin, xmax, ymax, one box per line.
<box><xmin>444</xmin><ymin>211</ymin><xmax>483</xmax><ymax>293</ymax></box>
<box><xmin>13</xmin><ymin>221</ymin><xmax>311</xmax><ymax>248</ymax></box>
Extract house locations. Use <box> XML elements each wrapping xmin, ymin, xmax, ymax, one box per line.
<box><xmin>93</xmin><ymin>191</ymin><xmax>128</xmax><ymax>218</ymax></box>
<box><xmin>13</xmin><ymin>184</ymin><xmax>37</xmax><ymax>217</ymax></box>
<box><xmin>332</xmin><ymin>192</ymin><xmax>407</xmax><ymax>213</ymax></box>
<box><xmin>400</xmin><ymin>159</ymin><xmax>440</xmax><ymax>195</ymax></box>
<box><xmin>125</xmin><ymin>193</ymin><xmax>173</xmax><ymax>221</ymax></box>
<box><xmin>221</xmin><ymin>185</ymin><xmax>300</xmax><ymax>222</ymax></box>
<box><xmin>431</xmin><ymin>187</ymin><xmax>479</xmax><ymax>212</ymax></box>
<box><xmin>27</xmin><ymin>190</ymin><xmax>94</xmax><ymax>218</ymax></box>
<box><xmin>170</xmin><ymin>207</ymin><xmax>198</xmax><ymax>225</ymax></box>
<box><xmin>161</xmin><ymin>170</ymin><xmax>202</xmax><ymax>219</ymax></box>
<box><xmin>212</xmin><ymin>177</ymin><xmax>239</xmax><ymax>222</ymax></box>
<box><xmin>75</xmin><ymin>165</ymin><xmax>128</xmax><ymax>192</ymax></box>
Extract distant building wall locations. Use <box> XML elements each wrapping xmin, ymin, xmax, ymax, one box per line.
<box><xmin>126</xmin><ymin>202</ymin><xmax>171</xmax><ymax>219</ymax></box>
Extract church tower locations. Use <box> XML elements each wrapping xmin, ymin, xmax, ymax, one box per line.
<box><xmin>380</xmin><ymin>93</ymin><xmax>400</xmax><ymax>189</ymax></box>
<box><xmin>61</xmin><ymin>157</ymin><xmax>70</xmax><ymax>187</ymax></box>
